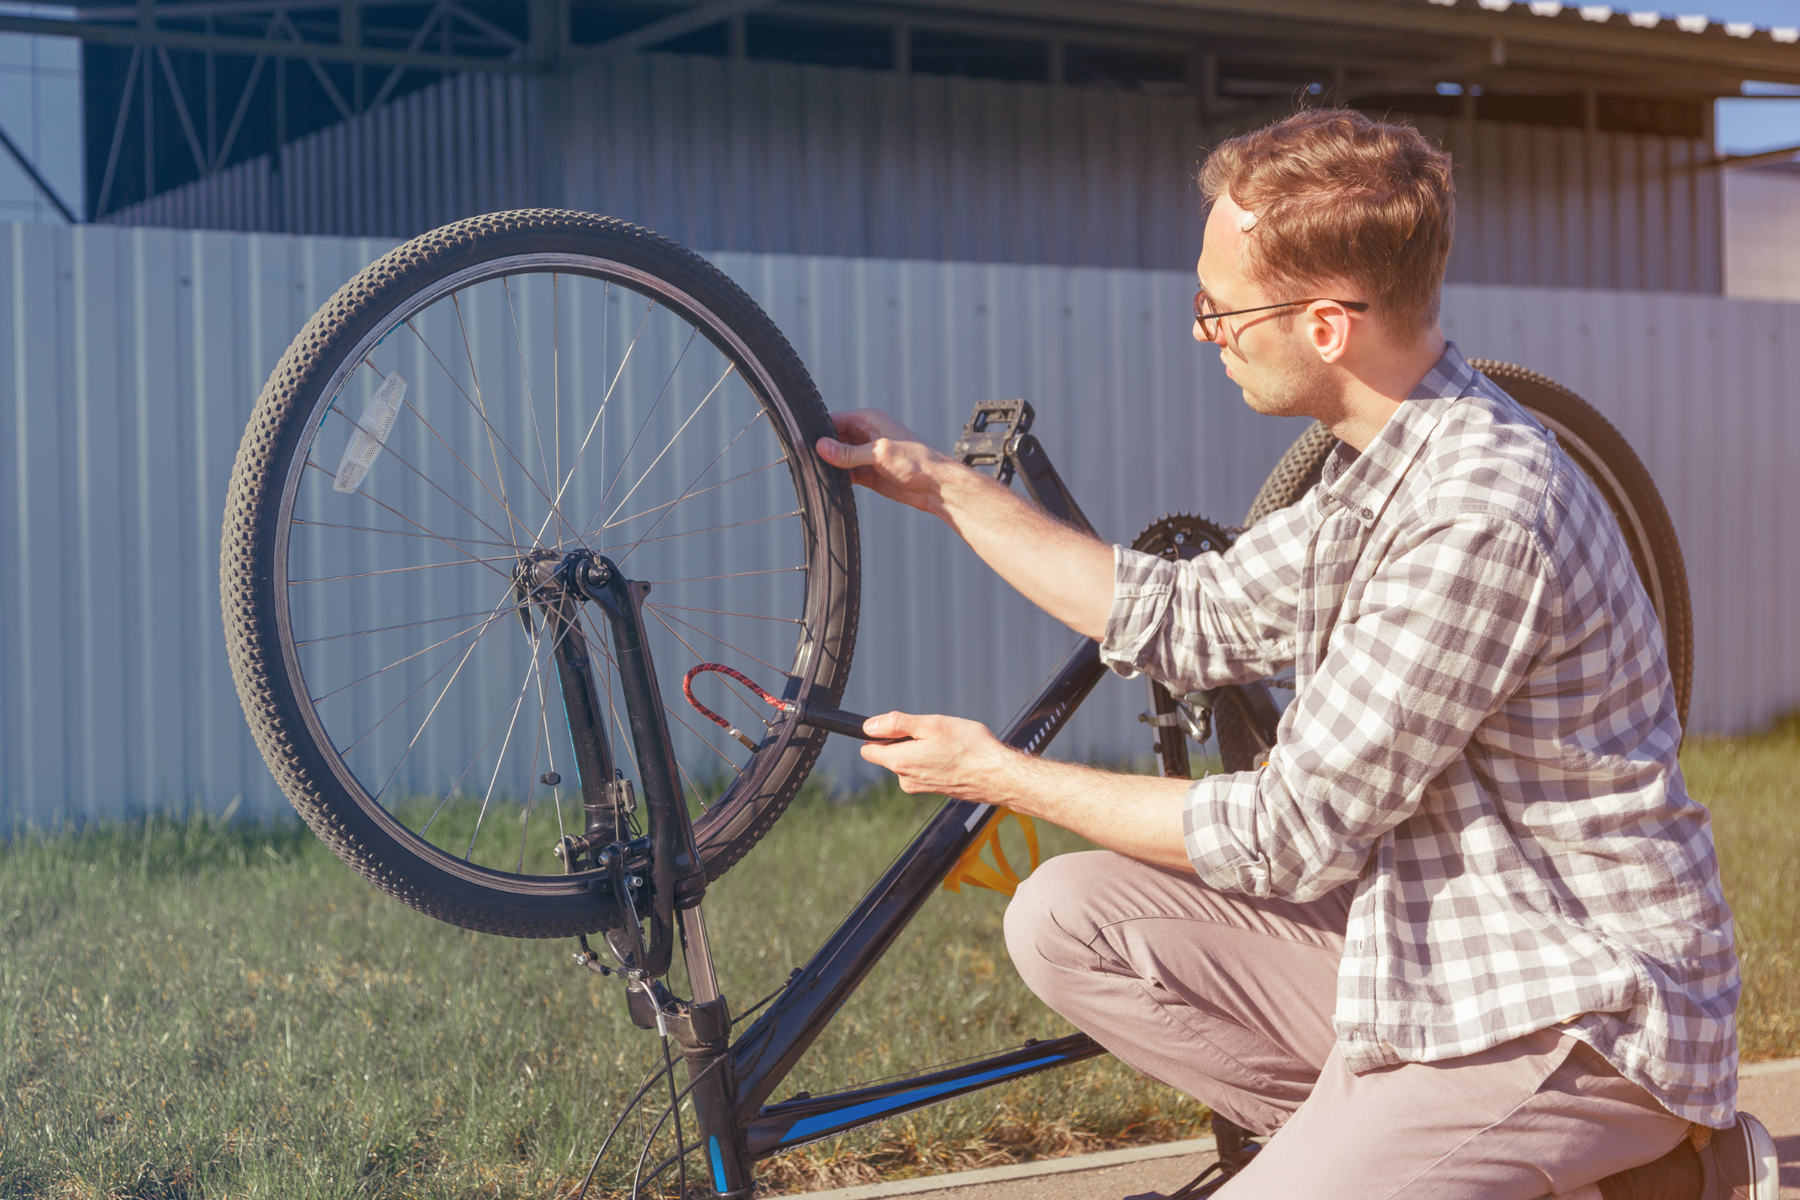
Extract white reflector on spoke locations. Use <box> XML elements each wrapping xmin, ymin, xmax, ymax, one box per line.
<box><xmin>332</xmin><ymin>372</ymin><xmax>407</xmax><ymax>493</ymax></box>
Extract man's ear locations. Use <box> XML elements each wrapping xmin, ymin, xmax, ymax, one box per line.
<box><xmin>1309</xmin><ymin>301</ymin><xmax>1354</xmax><ymax>364</ymax></box>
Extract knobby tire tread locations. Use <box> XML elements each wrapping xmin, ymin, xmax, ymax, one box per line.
<box><xmin>221</xmin><ymin>210</ymin><xmax>859</xmax><ymax>939</ymax></box>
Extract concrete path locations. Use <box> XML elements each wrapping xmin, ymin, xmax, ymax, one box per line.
<box><xmin>800</xmin><ymin>1058</ymin><xmax>1800</xmax><ymax>1200</ymax></box>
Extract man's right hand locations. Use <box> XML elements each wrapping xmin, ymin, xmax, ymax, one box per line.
<box><xmin>814</xmin><ymin>409</ymin><xmax>953</xmax><ymax>517</ymax></box>
<box><xmin>812</xmin><ymin>407</ymin><xmax>1117</xmax><ymax>641</ymax></box>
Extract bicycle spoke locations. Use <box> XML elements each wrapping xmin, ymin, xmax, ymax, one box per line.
<box><xmin>613</xmin><ymin>508</ymin><xmax>800</xmax><ymax>553</ymax></box>
<box><xmin>582</xmin><ymin>327</ymin><xmax>700</xmax><ymax>536</ymax></box>
<box><xmin>451</xmin><ymin>290</ymin><xmax>529</xmax><ymax>549</ymax></box>
<box><xmin>598</xmin><ymin>362</ymin><xmax>736</xmax><ymax>532</ymax></box>
<box><xmin>287</xmin><ymin>555</ymin><xmax>519</xmax><ymax>586</ymax></box>
<box><xmin>380</xmin><ymin>583</ymin><xmax>528</xmax><ymax>817</ymax></box>
<box><xmin>469</xmin><ymin>645</ymin><xmax>542</xmax><ymax>861</ymax></box>
<box><xmin>317</xmin><ymin>403</ymin><xmax>521</xmax><ymax>553</ymax></box>
<box><xmin>646</xmin><ymin>604</ymin><xmax>788</xmax><ymax>677</ymax></box>
<box><xmin>661</xmin><ymin>693</ymin><xmax>745</xmax><ymax>775</ymax></box>
<box><xmin>402</xmin><ymin>313</ymin><xmax>566</xmax><ymax>534</ymax></box>
<box><xmin>291</xmin><ymin>518</ymin><xmax>522</xmax><ymax>551</ymax></box>
<box><xmin>534</xmin><ymin>650</ymin><xmax>571</xmax><ymax>853</ymax></box>
<box><xmin>330</xmin><ymin>639</ymin><xmax>469</xmax><ymax>762</ymax></box>
<box><xmin>547</xmin><ymin>293</ymin><xmax>653</xmax><ymax>540</ymax></box>
<box><xmin>299</xmin><ymin>460</ymin><xmax>516</xmax><ymax>583</ymax></box>
<box><xmin>310</xmin><ymin>609</ymin><xmax>515</xmax><ymax>709</ymax></box>
<box><xmin>646</xmin><ymin>603</ymin><xmax>801</xmax><ymax>625</ymax></box>
<box><xmin>611</xmin><ymin>408</ymin><xmax>775</xmax><ymax>568</ymax></box>
<box><xmin>651</xmin><ymin>566</ymin><xmax>807</xmax><ymax>586</ymax></box>
<box><xmin>603</xmin><ymin>455</ymin><xmax>783</xmax><ymax>530</ymax></box>
<box><xmin>504</xmin><ymin>275</ymin><xmax>582</xmax><ymax>549</ymax></box>
<box><xmin>415</xmin><ymin>601</ymin><xmax>582</xmax><ymax>841</ymax></box>
<box><xmin>519</xmin><ymin>651</ymin><xmax>555</xmax><ymax>873</ymax></box>
<box><xmin>293</xmin><ymin>602</ymin><xmax>534</xmax><ymax>649</ymax></box>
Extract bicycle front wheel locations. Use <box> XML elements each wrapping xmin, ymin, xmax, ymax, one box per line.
<box><xmin>222</xmin><ymin>211</ymin><xmax>859</xmax><ymax>939</ymax></box>
<box><xmin>1215</xmin><ymin>362</ymin><xmax>1692</xmax><ymax>772</ymax></box>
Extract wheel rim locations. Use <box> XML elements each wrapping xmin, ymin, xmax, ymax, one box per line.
<box><xmin>269</xmin><ymin>255</ymin><xmax>830</xmax><ymax>884</ymax></box>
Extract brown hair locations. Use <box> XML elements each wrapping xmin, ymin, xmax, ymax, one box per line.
<box><xmin>1198</xmin><ymin>109</ymin><xmax>1455</xmax><ymax>332</ymax></box>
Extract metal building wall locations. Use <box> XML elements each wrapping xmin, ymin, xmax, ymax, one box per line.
<box><xmin>3</xmin><ymin>220</ymin><xmax>1792</xmax><ymax>830</ymax></box>
<box><xmin>553</xmin><ymin>54</ymin><xmax>1207</xmax><ymax>269</ymax></box>
<box><xmin>99</xmin><ymin>53</ymin><xmax>1721</xmax><ymax>295</ymax></box>
<box><xmin>99</xmin><ymin>72</ymin><xmax>540</xmax><ymax>238</ymax></box>
<box><xmin>1415</xmin><ymin>115</ymin><xmax>1723</xmax><ymax>294</ymax></box>
<box><xmin>1723</xmin><ymin>162</ymin><xmax>1800</xmax><ymax>302</ymax></box>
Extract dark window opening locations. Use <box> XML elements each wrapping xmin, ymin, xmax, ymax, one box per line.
<box><xmin>909</xmin><ymin>31</ymin><xmax>1048</xmax><ymax>84</ymax></box>
<box><xmin>744</xmin><ymin>16</ymin><xmax>895</xmax><ymax>71</ymax></box>
<box><xmin>1065</xmin><ymin>46</ymin><xmax>1190</xmax><ymax>93</ymax></box>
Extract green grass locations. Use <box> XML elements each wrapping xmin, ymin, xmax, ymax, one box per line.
<box><xmin>1680</xmin><ymin>712</ymin><xmax>1800</xmax><ymax>1063</ymax></box>
<box><xmin>2</xmin><ymin>719</ymin><xmax>1794</xmax><ymax>1199</ymax></box>
<box><xmin>0</xmin><ymin>780</ymin><xmax>1200</xmax><ymax>1199</ymax></box>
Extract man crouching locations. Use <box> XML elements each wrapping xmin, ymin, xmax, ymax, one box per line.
<box><xmin>816</xmin><ymin>109</ymin><xmax>1771</xmax><ymax>1200</ymax></box>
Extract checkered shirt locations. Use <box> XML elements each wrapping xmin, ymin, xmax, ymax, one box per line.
<box><xmin>1100</xmin><ymin>344</ymin><xmax>1739</xmax><ymax>1126</ymax></box>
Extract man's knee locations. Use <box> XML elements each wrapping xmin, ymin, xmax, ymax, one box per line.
<box><xmin>1003</xmin><ymin>851</ymin><xmax>1115</xmax><ymax>995</ymax></box>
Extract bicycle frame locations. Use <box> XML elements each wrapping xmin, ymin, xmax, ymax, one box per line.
<box><xmin>570</xmin><ymin>401</ymin><xmax>1280</xmax><ymax>1198</ymax></box>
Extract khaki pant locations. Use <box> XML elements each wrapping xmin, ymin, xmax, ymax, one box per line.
<box><xmin>1003</xmin><ymin>851</ymin><xmax>1690</xmax><ymax>1199</ymax></box>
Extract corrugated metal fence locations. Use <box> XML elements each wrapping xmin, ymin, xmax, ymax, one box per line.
<box><xmin>2</xmin><ymin>220</ymin><xmax>1793</xmax><ymax>828</ymax></box>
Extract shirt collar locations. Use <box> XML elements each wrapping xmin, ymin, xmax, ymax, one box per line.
<box><xmin>1317</xmin><ymin>341</ymin><xmax>1474</xmax><ymax>526</ymax></box>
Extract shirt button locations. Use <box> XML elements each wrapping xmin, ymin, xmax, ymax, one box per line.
<box><xmin>1359</xmin><ymin>507</ymin><xmax>1373</xmax><ymax>521</ymax></box>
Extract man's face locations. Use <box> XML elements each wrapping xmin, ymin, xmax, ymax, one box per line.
<box><xmin>1196</xmin><ymin>194</ymin><xmax>1332</xmax><ymax>420</ymax></box>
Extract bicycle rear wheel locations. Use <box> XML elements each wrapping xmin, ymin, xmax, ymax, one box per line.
<box><xmin>1215</xmin><ymin>362</ymin><xmax>1692</xmax><ymax>772</ymax></box>
<box><xmin>221</xmin><ymin>211</ymin><xmax>859</xmax><ymax>939</ymax></box>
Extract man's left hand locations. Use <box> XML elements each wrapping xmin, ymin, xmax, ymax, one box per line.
<box><xmin>858</xmin><ymin>711</ymin><xmax>1017</xmax><ymax>803</ymax></box>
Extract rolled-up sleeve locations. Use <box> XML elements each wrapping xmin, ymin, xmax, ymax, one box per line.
<box><xmin>1099</xmin><ymin>500</ymin><xmax>1313</xmax><ymax>692</ymax></box>
<box><xmin>1183</xmin><ymin>512</ymin><xmax>1556</xmax><ymax>901</ymax></box>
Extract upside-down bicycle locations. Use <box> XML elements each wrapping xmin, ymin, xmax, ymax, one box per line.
<box><xmin>220</xmin><ymin>210</ymin><xmax>1692</xmax><ymax>1198</ymax></box>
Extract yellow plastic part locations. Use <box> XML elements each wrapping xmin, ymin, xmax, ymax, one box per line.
<box><xmin>941</xmin><ymin>806</ymin><xmax>1041</xmax><ymax>897</ymax></box>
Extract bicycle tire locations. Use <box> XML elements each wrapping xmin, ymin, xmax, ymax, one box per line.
<box><xmin>1215</xmin><ymin>362</ymin><xmax>1692</xmax><ymax>772</ymax></box>
<box><xmin>222</xmin><ymin>210</ymin><xmax>859</xmax><ymax>939</ymax></box>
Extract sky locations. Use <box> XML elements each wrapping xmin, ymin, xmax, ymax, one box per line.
<box><xmin>1703</xmin><ymin>0</ymin><xmax>1800</xmax><ymax>153</ymax></box>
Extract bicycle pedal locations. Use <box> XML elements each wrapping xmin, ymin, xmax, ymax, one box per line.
<box><xmin>954</xmin><ymin>399</ymin><xmax>1034</xmax><ymax>482</ymax></box>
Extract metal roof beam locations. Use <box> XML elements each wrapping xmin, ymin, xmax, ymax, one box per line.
<box><xmin>0</xmin><ymin>8</ymin><xmax>532</xmax><ymax>71</ymax></box>
<box><xmin>77</xmin><ymin>0</ymin><xmax>455</xmax><ymax>17</ymax></box>
<box><xmin>900</xmin><ymin>0</ymin><xmax>1800</xmax><ymax>80</ymax></box>
<box><xmin>571</xmin><ymin>0</ymin><xmax>781</xmax><ymax>63</ymax></box>
<box><xmin>0</xmin><ymin>118</ymin><xmax>81</xmax><ymax>222</ymax></box>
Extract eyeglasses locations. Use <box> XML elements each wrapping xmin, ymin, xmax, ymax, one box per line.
<box><xmin>1193</xmin><ymin>288</ymin><xmax>1370</xmax><ymax>344</ymax></box>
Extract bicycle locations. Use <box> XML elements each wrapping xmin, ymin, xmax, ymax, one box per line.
<box><xmin>220</xmin><ymin>210</ymin><xmax>1692</xmax><ymax>1198</ymax></box>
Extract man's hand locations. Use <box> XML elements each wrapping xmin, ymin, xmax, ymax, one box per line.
<box><xmin>814</xmin><ymin>410</ymin><xmax>954</xmax><ymax>516</ymax></box>
<box><xmin>858</xmin><ymin>711</ymin><xmax>1016</xmax><ymax>801</ymax></box>
<box><xmin>814</xmin><ymin>407</ymin><xmax>1116</xmax><ymax>639</ymax></box>
<box><xmin>858</xmin><ymin>708</ymin><xmax>1196</xmax><ymax>871</ymax></box>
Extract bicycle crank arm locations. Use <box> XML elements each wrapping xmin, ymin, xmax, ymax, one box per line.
<box><xmin>790</xmin><ymin>700</ymin><xmax>911</xmax><ymax>744</ymax></box>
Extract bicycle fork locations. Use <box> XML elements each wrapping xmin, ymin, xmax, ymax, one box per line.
<box><xmin>519</xmin><ymin>548</ymin><xmax>755</xmax><ymax>1195</ymax></box>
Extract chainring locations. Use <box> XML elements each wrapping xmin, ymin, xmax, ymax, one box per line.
<box><xmin>1130</xmin><ymin>513</ymin><xmax>1237</xmax><ymax>562</ymax></box>
<box><xmin>1129</xmin><ymin>514</ymin><xmax>1237</xmax><ymax>776</ymax></box>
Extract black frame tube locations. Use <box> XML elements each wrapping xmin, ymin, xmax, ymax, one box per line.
<box><xmin>728</xmin><ymin>635</ymin><xmax>1107</xmax><ymax>1123</ymax></box>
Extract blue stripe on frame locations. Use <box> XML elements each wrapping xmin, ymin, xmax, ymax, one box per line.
<box><xmin>778</xmin><ymin>1054</ymin><xmax>1067</xmax><ymax>1146</ymax></box>
<box><xmin>710</xmin><ymin>1135</ymin><xmax>727</xmax><ymax>1191</ymax></box>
